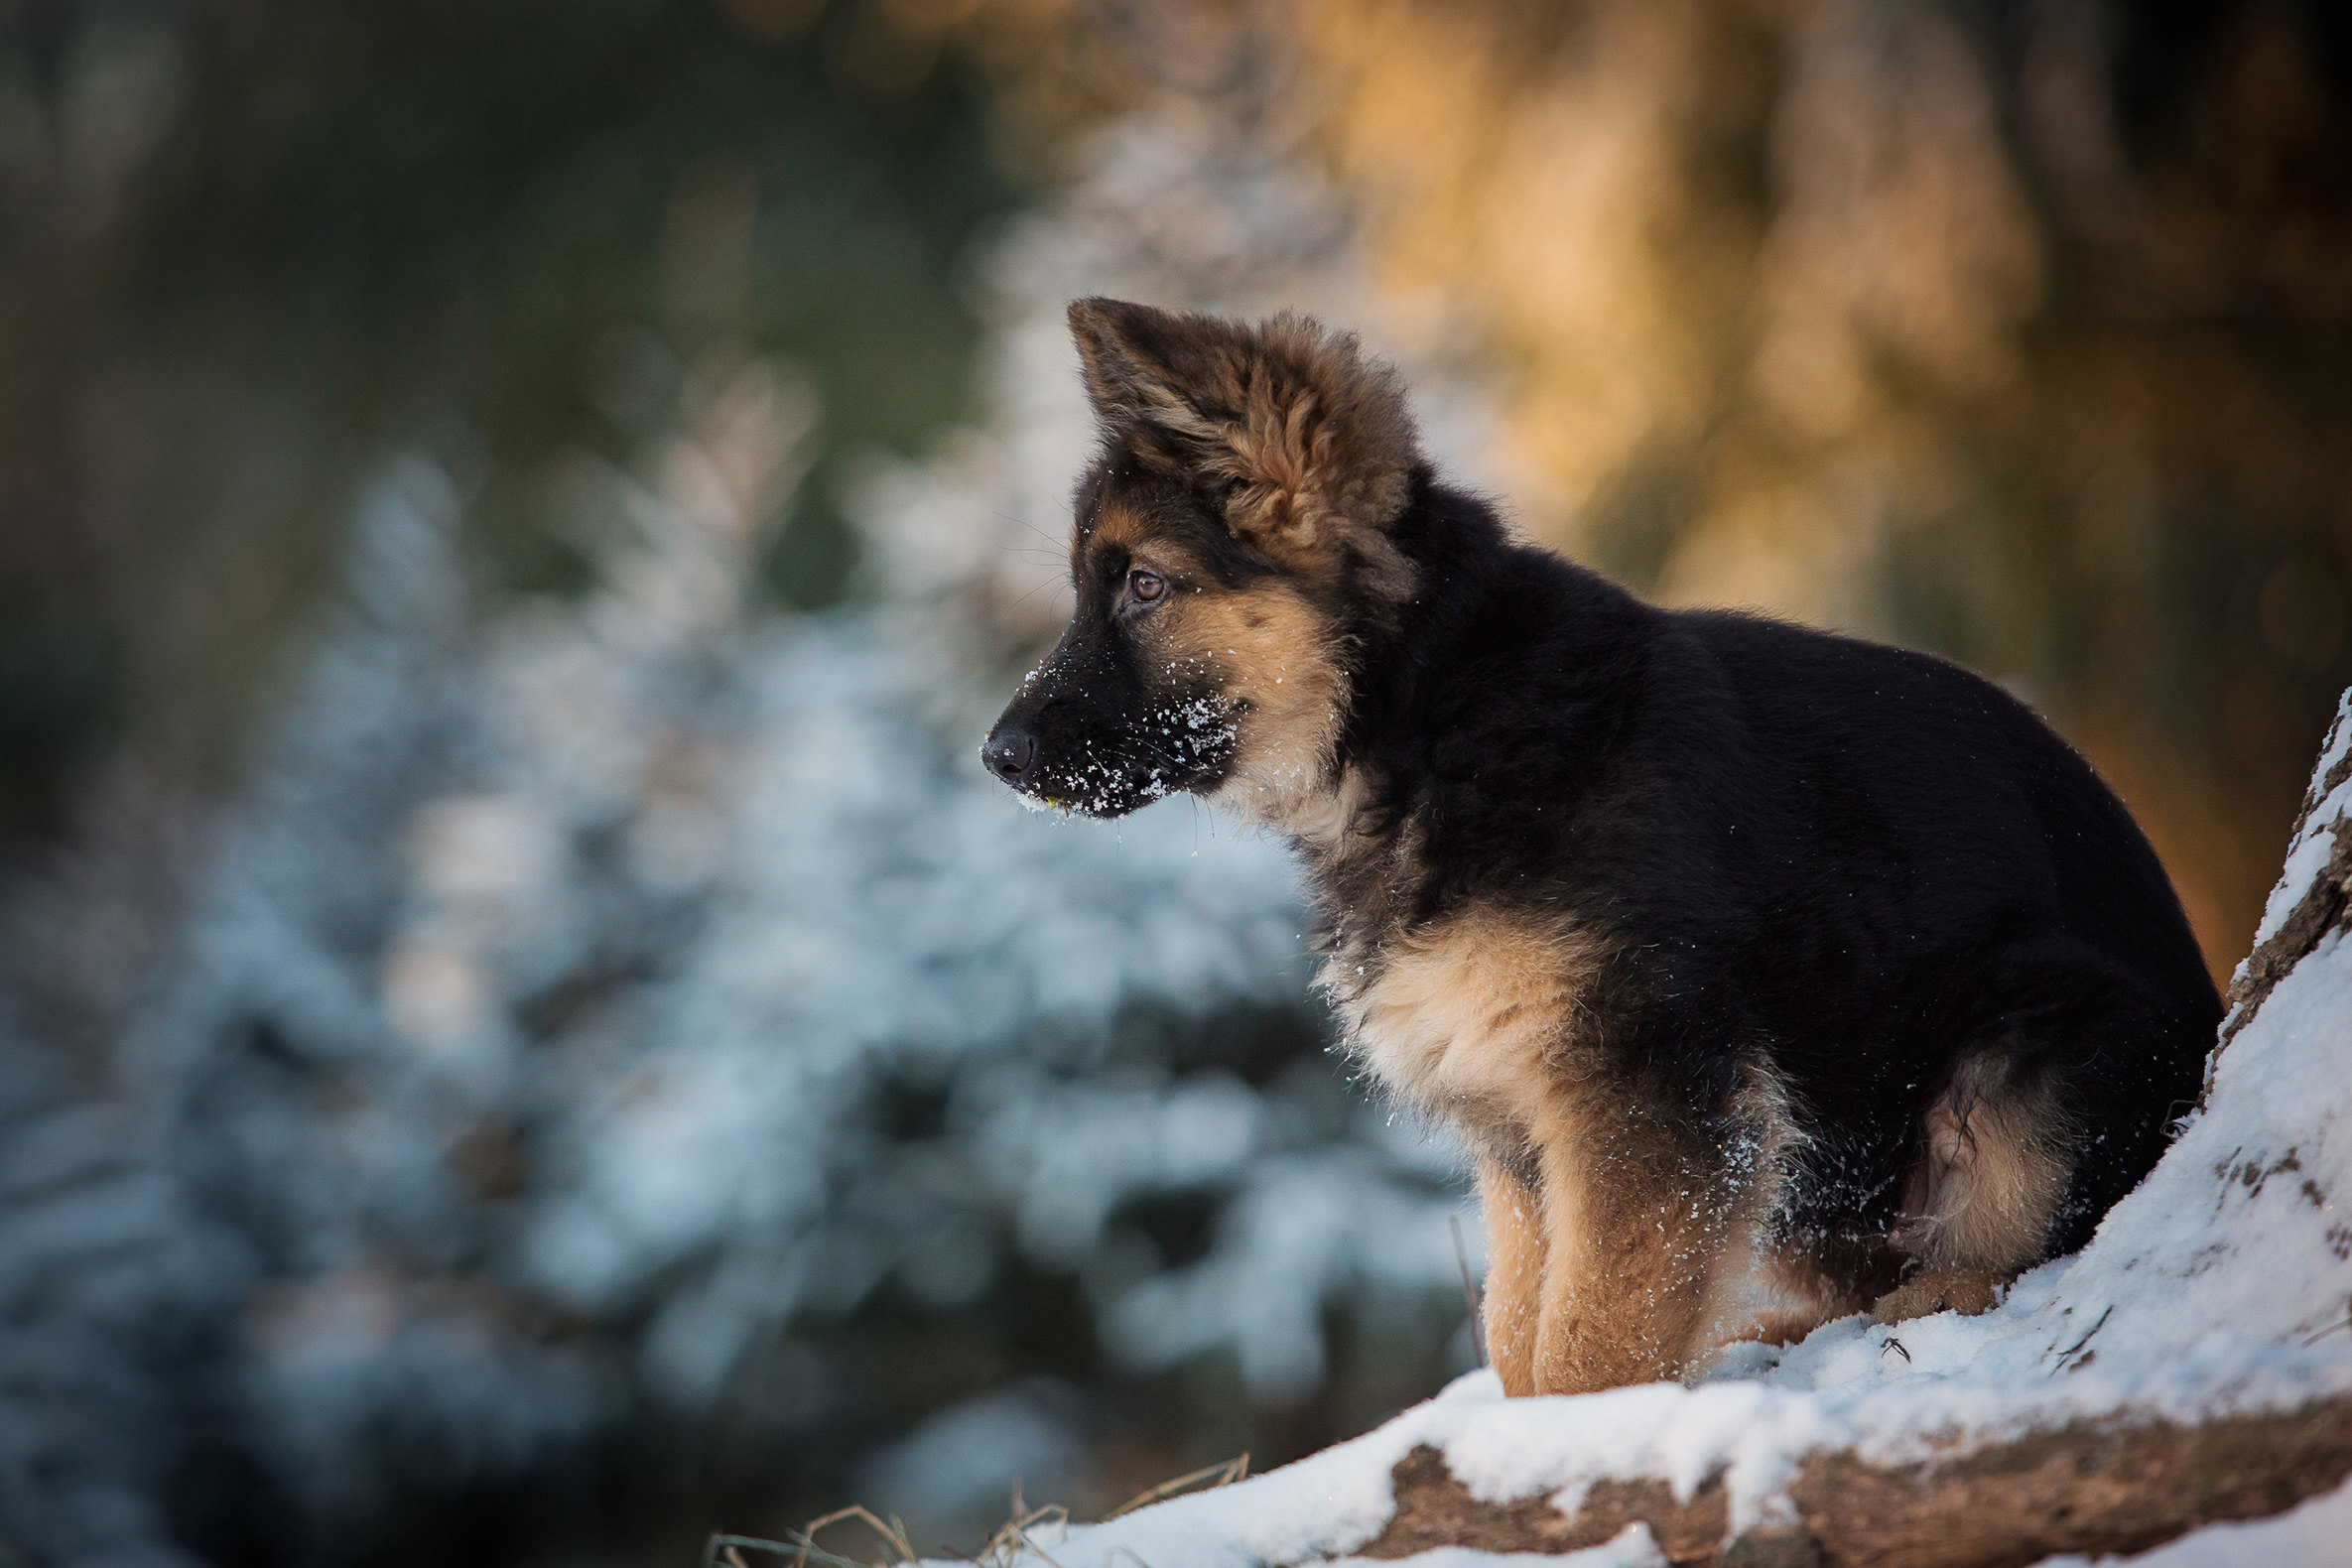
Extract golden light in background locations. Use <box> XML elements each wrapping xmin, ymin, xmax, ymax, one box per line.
<box><xmin>944</xmin><ymin>0</ymin><xmax>2351</xmax><ymax>979</ymax></box>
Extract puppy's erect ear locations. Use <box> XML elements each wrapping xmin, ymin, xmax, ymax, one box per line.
<box><xmin>1068</xmin><ymin>298</ymin><xmax>1419</xmax><ymax>581</ymax></box>
<box><xmin>1068</xmin><ymin>298</ymin><xmax>1219</xmax><ymax>441</ymax></box>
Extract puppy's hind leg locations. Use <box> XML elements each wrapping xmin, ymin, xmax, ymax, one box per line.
<box><xmin>1873</xmin><ymin>1052</ymin><xmax>2072</xmax><ymax>1326</ymax></box>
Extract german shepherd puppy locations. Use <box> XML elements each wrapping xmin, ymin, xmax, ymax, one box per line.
<box><xmin>982</xmin><ymin>300</ymin><xmax>2220</xmax><ymax>1396</ymax></box>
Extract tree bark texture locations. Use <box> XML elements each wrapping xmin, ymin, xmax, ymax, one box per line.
<box><xmin>1355</xmin><ymin>1396</ymin><xmax>2352</xmax><ymax>1567</ymax></box>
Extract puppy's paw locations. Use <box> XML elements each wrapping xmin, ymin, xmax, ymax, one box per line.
<box><xmin>1870</xmin><ymin>1267</ymin><xmax>2004</xmax><ymax>1325</ymax></box>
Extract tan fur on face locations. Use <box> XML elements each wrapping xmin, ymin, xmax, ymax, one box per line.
<box><xmin>1069</xmin><ymin>299</ymin><xmax>1419</xmax><ymax>603</ymax></box>
<box><xmin>1088</xmin><ymin>503</ymin><xmax>1146</xmax><ymax>552</ymax></box>
<box><xmin>1147</xmin><ymin>581</ymin><xmax>1348</xmax><ymax>833</ymax></box>
<box><xmin>1895</xmin><ymin>1054</ymin><xmax>2073</xmax><ymax>1276</ymax></box>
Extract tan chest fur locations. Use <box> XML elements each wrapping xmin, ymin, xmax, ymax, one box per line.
<box><xmin>1328</xmin><ymin>909</ymin><xmax>1600</xmax><ymax>1147</ymax></box>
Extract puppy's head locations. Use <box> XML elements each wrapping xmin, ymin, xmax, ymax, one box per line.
<box><xmin>982</xmin><ymin>299</ymin><xmax>1421</xmax><ymax>823</ymax></box>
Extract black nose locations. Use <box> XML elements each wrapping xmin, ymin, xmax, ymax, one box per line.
<box><xmin>982</xmin><ymin>725</ymin><xmax>1037</xmax><ymax>786</ymax></box>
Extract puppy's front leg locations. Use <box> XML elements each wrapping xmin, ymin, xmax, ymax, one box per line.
<box><xmin>1527</xmin><ymin>1101</ymin><xmax>1736</xmax><ymax>1395</ymax></box>
<box><xmin>1477</xmin><ymin>1156</ymin><xmax>1545</xmax><ymax>1396</ymax></box>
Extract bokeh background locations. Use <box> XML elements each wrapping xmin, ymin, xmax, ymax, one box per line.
<box><xmin>1</xmin><ymin>1</ymin><xmax>2346</xmax><ymax>1563</ymax></box>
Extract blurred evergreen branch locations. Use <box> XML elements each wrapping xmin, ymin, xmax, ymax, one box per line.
<box><xmin>0</xmin><ymin>0</ymin><xmax>1028</xmax><ymax>857</ymax></box>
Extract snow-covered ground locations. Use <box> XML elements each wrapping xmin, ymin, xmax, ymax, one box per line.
<box><xmin>970</xmin><ymin>695</ymin><xmax>2352</xmax><ymax>1565</ymax></box>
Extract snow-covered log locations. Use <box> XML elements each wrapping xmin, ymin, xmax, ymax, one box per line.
<box><xmin>1364</xmin><ymin>1398</ymin><xmax>2352</xmax><ymax>1565</ymax></box>
<box><xmin>972</xmin><ymin>691</ymin><xmax>2352</xmax><ymax>1568</ymax></box>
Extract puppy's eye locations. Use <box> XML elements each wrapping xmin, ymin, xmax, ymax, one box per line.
<box><xmin>1128</xmin><ymin>570</ymin><xmax>1167</xmax><ymax>603</ymax></box>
